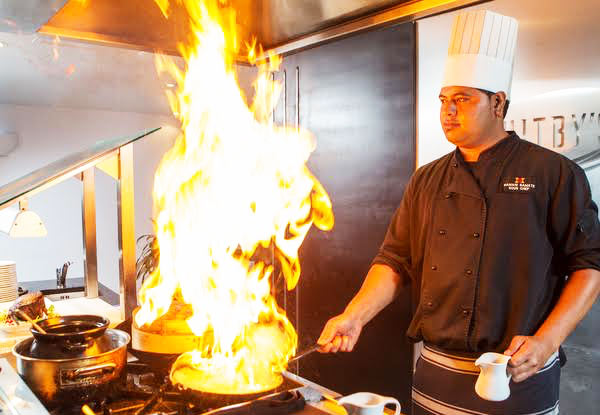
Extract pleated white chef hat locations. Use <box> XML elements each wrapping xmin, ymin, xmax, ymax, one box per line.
<box><xmin>442</xmin><ymin>10</ymin><xmax>519</xmax><ymax>99</ymax></box>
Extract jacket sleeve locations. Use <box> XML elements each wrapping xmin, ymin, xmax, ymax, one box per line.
<box><xmin>371</xmin><ymin>176</ymin><xmax>414</xmax><ymax>285</ymax></box>
<box><xmin>549</xmin><ymin>160</ymin><xmax>600</xmax><ymax>275</ymax></box>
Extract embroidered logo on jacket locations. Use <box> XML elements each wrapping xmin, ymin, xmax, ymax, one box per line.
<box><xmin>502</xmin><ymin>176</ymin><xmax>536</xmax><ymax>193</ymax></box>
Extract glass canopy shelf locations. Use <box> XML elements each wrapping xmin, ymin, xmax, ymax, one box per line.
<box><xmin>0</xmin><ymin>127</ymin><xmax>161</xmax><ymax>210</ymax></box>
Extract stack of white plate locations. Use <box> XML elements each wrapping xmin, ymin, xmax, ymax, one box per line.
<box><xmin>0</xmin><ymin>261</ymin><xmax>17</xmax><ymax>303</ymax></box>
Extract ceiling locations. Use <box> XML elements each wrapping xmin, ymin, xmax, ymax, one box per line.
<box><xmin>0</xmin><ymin>31</ymin><xmax>174</xmax><ymax>114</ymax></box>
<box><xmin>0</xmin><ymin>0</ymin><xmax>66</xmax><ymax>34</ymax></box>
<box><xmin>0</xmin><ymin>0</ymin><xmax>598</xmax><ymax>114</ymax></box>
<box><xmin>0</xmin><ymin>0</ymin><xmax>476</xmax><ymax>114</ymax></box>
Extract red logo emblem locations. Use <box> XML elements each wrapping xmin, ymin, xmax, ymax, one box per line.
<box><xmin>514</xmin><ymin>177</ymin><xmax>526</xmax><ymax>184</ymax></box>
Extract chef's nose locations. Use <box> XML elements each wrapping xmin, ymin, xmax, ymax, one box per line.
<box><xmin>444</xmin><ymin>100</ymin><xmax>457</xmax><ymax>116</ymax></box>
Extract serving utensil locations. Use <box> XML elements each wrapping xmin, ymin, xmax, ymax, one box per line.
<box><xmin>15</xmin><ymin>309</ymin><xmax>46</xmax><ymax>334</ymax></box>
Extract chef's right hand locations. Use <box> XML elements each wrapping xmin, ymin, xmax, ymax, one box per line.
<box><xmin>317</xmin><ymin>312</ymin><xmax>363</xmax><ymax>353</ymax></box>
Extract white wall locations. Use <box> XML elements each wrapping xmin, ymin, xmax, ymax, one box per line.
<box><xmin>0</xmin><ymin>104</ymin><xmax>179</xmax><ymax>293</ymax></box>
<box><xmin>416</xmin><ymin>11</ymin><xmax>455</xmax><ymax>167</ymax></box>
<box><xmin>416</xmin><ymin>0</ymin><xmax>600</xmax><ymax>184</ymax></box>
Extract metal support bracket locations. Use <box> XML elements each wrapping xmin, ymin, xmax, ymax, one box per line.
<box><xmin>117</xmin><ymin>143</ymin><xmax>137</xmax><ymax>320</ymax></box>
<box><xmin>82</xmin><ymin>167</ymin><xmax>99</xmax><ymax>298</ymax></box>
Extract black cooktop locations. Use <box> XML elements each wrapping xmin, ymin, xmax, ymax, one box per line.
<box><xmin>51</xmin><ymin>361</ymin><xmax>306</xmax><ymax>415</ymax></box>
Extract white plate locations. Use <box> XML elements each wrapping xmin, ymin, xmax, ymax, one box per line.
<box><xmin>0</xmin><ymin>320</ymin><xmax>31</xmax><ymax>337</ymax></box>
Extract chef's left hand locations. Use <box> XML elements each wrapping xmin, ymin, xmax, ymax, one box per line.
<box><xmin>503</xmin><ymin>335</ymin><xmax>555</xmax><ymax>383</ymax></box>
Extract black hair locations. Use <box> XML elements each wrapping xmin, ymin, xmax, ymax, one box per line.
<box><xmin>477</xmin><ymin>88</ymin><xmax>510</xmax><ymax>119</ymax></box>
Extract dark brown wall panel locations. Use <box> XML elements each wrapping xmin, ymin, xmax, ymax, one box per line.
<box><xmin>274</xmin><ymin>23</ymin><xmax>416</xmax><ymax>410</ymax></box>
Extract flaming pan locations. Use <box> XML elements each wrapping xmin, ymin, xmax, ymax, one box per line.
<box><xmin>173</xmin><ymin>369</ymin><xmax>304</xmax><ymax>410</ymax></box>
<box><xmin>115</xmin><ymin>319</ymin><xmax>298</xmax><ymax>409</ymax></box>
<box><xmin>179</xmin><ymin>384</ymin><xmax>279</xmax><ymax>409</ymax></box>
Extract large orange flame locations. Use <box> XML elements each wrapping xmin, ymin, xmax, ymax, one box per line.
<box><xmin>135</xmin><ymin>0</ymin><xmax>334</xmax><ymax>394</ymax></box>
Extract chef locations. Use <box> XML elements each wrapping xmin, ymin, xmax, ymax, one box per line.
<box><xmin>317</xmin><ymin>9</ymin><xmax>600</xmax><ymax>415</ymax></box>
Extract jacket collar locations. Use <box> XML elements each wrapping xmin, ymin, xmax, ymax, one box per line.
<box><xmin>445</xmin><ymin>132</ymin><xmax>520</xmax><ymax>198</ymax></box>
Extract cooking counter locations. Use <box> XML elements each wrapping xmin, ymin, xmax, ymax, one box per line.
<box><xmin>0</xmin><ymin>355</ymin><xmax>345</xmax><ymax>415</ymax></box>
<box><xmin>0</xmin><ymin>358</ymin><xmax>50</xmax><ymax>415</ymax></box>
<box><xmin>0</xmin><ymin>298</ymin><xmax>406</xmax><ymax>414</ymax></box>
<box><xmin>0</xmin><ymin>356</ymin><xmax>405</xmax><ymax>415</ymax></box>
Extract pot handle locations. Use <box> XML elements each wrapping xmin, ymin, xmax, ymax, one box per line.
<box><xmin>67</xmin><ymin>362</ymin><xmax>116</xmax><ymax>380</ymax></box>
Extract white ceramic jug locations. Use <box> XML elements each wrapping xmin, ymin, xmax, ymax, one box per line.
<box><xmin>474</xmin><ymin>352</ymin><xmax>512</xmax><ymax>401</ymax></box>
<box><xmin>337</xmin><ymin>392</ymin><xmax>401</xmax><ymax>415</ymax></box>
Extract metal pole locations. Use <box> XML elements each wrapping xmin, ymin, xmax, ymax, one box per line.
<box><xmin>283</xmin><ymin>70</ymin><xmax>287</xmax><ymax>128</ymax></box>
<box><xmin>294</xmin><ymin>65</ymin><xmax>300</xmax><ymax>375</ymax></box>
<box><xmin>82</xmin><ymin>168</ymin><xmax>99</xmax><ymax>298</ymax></box>
<box><xmin>117</xmin><ymin>143</ymin><xmax>137</xmax><ymax>320</ymax></box>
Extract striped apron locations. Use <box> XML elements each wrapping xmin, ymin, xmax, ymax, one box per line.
<box><xmin>412</xmin><ymin>345</ymin><xmax>560</xmax><ymax>415</ymax></box>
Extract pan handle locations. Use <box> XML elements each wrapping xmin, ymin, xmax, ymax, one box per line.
<box><xmin>65</xmin><ymin>362</ymin><xmax>116</xmax><ymax>381</ymax></box>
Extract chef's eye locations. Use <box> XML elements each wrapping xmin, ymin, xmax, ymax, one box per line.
<box><xmin>456</xmin><ymin>97</ymin><xmax>469</xmax><ymax>102</ymax></box>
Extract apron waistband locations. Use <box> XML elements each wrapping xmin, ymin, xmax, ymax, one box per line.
<box><xmin>421</xmin><ymin>344</ymin><xmax>559</xmax><ymax>375</ymax></box>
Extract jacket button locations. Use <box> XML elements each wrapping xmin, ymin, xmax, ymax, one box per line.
<box><xmin>452</xmin><ymin>162</ymin><xmax>458</xmax><ymax>168</ymax></box>
<box><xmin>427</xmin><ymin>301</ymin><xmax>433</xmax><ymax>307</ymax></box>
<box><xmin>473</xmin><ymin>232</ymin><xmax>480</xmax><ymax>238</ymax></box>
<box><xmin>438</xmin><ymin>229</ymin><xmax>447</xmax><ymax>235</ymax></box>
<box><xmin>462</xmin><ymin>309</ymin><xmax>470</xmax><ymax>316</ymax></box>
<box><xmin>431</xmin><ymin>265</ymin><xmax>438</xmax><ymax>271</ymax></box>
<box><xmin>465</xmin><ymin>269</ymin><xmax>473</xmax><ymax>276</ymax></box>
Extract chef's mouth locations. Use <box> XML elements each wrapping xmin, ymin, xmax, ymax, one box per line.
<box><xmin>443</xmin><ymin>121</ymin><xmax>461</xmax><ymax>130</ymax></box>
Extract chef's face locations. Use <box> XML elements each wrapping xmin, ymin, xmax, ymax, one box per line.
<box><xmin>439</xmin><ymin>86</ymin><xmax>497</xmax><ymax>147</ymax></box>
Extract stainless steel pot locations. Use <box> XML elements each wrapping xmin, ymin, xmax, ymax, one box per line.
<box><xmin>12</xmin><ymin>328</ymin><xmax>130</xmax><ymax>409</ymax></box>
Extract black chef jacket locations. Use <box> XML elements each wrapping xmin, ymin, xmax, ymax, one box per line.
<box><xmin>373</xmin><ymin>132</ymin><xmax>600</xmax><ymax>352</ymax></box>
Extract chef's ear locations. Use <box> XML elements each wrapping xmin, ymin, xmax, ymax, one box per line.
<box><xmin>493</xmin><ymin>92</ymin><xmax>507</xmax><ymax>118</ymax></box>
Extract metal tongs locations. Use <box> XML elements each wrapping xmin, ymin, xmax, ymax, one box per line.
<box><xmin>287</xmin><ymin>344</ymin><xmax>321</xmax><ymax>365</ymax></box>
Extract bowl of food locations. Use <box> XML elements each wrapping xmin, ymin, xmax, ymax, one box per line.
<box><xmin>0</xmin><ymin>292</ymin><xmax>57</xmax><ymax>337</ymax></box>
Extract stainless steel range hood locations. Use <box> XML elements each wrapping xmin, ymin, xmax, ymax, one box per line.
<box><xmin>5</xmin><ymin>0</ymin><xmax>485</xmax><ymax>56</ymax></box>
